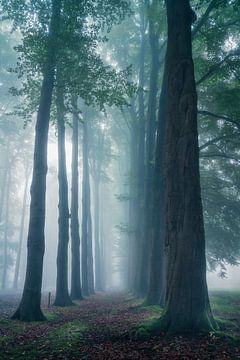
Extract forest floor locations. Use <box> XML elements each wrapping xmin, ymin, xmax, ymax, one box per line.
<box><xmin>0</xmin><ymin>291</ymin><xmax>240</xmax><ymax>359</ymax></box>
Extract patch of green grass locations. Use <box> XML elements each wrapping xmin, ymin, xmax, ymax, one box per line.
<box><xmin>1</xmin><ymin>321</ymin><xmax>88</xmax><ymax>360</ymax></box>
<box><xmin>210</xmin><ymin>291</ymin><xmax>240</xmax><ymax>316</ymax></box>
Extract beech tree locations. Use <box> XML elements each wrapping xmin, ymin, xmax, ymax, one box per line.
<box><xmin>156</xmin><ymin>0</ymin><xmax>216</xmax><ymax>334</ymax></box>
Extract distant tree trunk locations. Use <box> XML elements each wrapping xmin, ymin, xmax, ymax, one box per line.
<box><xmin>157</xmin><ymin>0</ymin><xmax>215</xmax><ymax>334</ymax></box>
<box><xmin>1</xmin><ymin>170</ymin><xmax>11</xmax><ymax>290</ymax></box>
<box><xmin>87</xmin><ymin>207</ymin><xmax>94</xmax><ymax>294</ymax></box>
<box><xmin>93</xmin><ymin>177</ymin><xmax>103</xmax><ymax>291</ymax></box>
<box><xmin>13</xmin><ymin>165</ymin><xmax>30</xmax><ymax>290</ymax></box>
<box><xmin>81</xmin><ymin>120</ymin><xmax>91</xmax><ymax>296</ymax></box>
<box><xmin>0</xmin><ymin>141</ymin><xmax>10</xmax><ymax>224</ymax></box>
<box><xmin>70</xmin><ymin>98</ymin><xmax>82</xmax><ymax>300</ymax></box>
<box><xmin>54</xmin><ymin>81</ymin><xmax>72</xmax><ymax>307</ymax></box>
<box><xmin>145</xmin><ymin>72</ymin><xmax>167</xmax><ymax>306</ymax></box>
<box><xmin>12</xmin><ymin>0</ymin><xmax>61</xmax><ymax>321</ymax></box>
<box><xmin>127</xmin><ymin>103</ymin><xmax>138</xmax><ymax>292</ymax></box>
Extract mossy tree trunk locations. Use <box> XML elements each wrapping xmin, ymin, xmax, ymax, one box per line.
<box><xmin>12</xmin><ymin>0</ymin><xmax>61</xmax><ymax>321</ymax></box>
<box><xmin>157</xmin><ymin>0</ymin><xmax>215</xmax><ymax>334</ymax></box>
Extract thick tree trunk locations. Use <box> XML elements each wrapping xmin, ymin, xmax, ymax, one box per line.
<box><xmin>157</xmin><ymin>0</ymin><xmax>215</xmax><ymax>334</ymax></box>
<box><xmin>54</xmin><ymin>82</ymin><xmax>72</xmax><ymax>307</ymax></box>
<box><xmin>13</xmin><ymin>166</ymin><xmax>30</xmax><ymax>290</ymax></box>
<box><xmin>12</xmin><ymin>0</ymin><xmax>61</xmax><ymax>321</ymax></box>
<box><xmin>1</xmin><ymin>170</ymin><xmax>11</xmax><ymax>290</ymax></box>
<box><xmin>70</xmin><ymin>98</ymin><xmax>82</xmax><ymax>300</ymax></box>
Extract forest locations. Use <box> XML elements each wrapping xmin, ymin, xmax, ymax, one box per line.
<box><xmin>0</xmin><ymin>0</ymin><xmax>240</xmax><ymax>359</ymax></box>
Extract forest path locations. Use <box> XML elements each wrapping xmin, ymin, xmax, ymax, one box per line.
<box><xmin>0</xmin><ymin>292</ymin><xmax>239</xmax><ymax>359</ymax></box>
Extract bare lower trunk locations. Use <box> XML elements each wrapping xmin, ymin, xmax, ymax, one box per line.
<box><xmin>70</xmin><ymin>98</ymin><xmax>82</xmax><ymax>300</ymax></box>
<box><xmin>54</xmin><ymin>82</ymin><xmax>72</xmax><ymax>307</ymax></box>
<box><xmin>157</xmin><ymin>0</ymin><xmax>215</xmax><ymax>334</ymax></box>
<box><xmin>12</xmin><ymin>0</ymin><xmax>61</xmax><ymax>321</ymax></box>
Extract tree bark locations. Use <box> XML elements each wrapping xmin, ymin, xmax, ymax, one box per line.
<box><xmin>12</xmin><ymin>0</ymin><xmax>61</xmax><ymax>321</ymax></box>
<box><xmin>53</xmin><ymin>79</ymin><xmax>72</xmax><ymax>307</ymax></box>
<box><xmin>13</xmin><ymin>164</ymin><xmax>30</xmax><ymax>290</ymax></box>
<box><xmin>70</xmin><ymin>97</ymin><xmax>82</xmax><ymax>300</ymax></box>
<box><xmin>157</xmin><ymin>0</ymin><xmax>216</xmax><ymax>334</ymax></box>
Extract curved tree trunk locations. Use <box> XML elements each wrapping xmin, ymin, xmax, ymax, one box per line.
<box><xmin>70</xmin><ymin>98</ymin><xmax>82</xmax><ymax>300</ymax></box>
<box><xmin>157</xmin><ymin>0</ymin><xmax>215</xmax><ymax>334</ymax></box>
<box><xmin>12</xmin><ymin>0</ymin><xmax>61</xmax><ymax>321</ymax></box>
<box><xmin>54</xmin><ymin>80</ymin><xmax>72</xmax><ymax>307</ymax></box>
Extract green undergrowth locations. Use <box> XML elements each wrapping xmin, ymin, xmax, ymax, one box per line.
<box><xmin>134</xmin><ymin>291</ymin><xmax>240</xmax><ymax>340</ymax></box>
<box><xmin>1</xmin><ymin>320</ymin><xmax>88</xmax><ymax>360</ymax></box>
<box><xmin>210</xmin><ymin>291</ymin><xmax>240</xmax><ymax>315</ymax></box>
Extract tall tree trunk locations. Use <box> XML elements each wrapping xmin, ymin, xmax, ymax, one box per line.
<box><xmin>157</xmin><ymin>0</ymin><xmax>215</xmax><ymax>334</ymax></box>
<box><xmin>93</xmin><ymin>177</ymin><xmax>103</xmax><ymax>291</ymax></box>
<box><xmin>1</xmin><ymin>170</ymin><xmax>11</xmax><ymax>290</ymax></box>
<box><xmin>81</xmin><ymin>120</ymin><xmax>90</xmax><ymax>296</ymax></box>
<box><xmin>135</xmin><ymin>7</ymin><xmax>147</xmax><ymax>297</ymax></box>
<box><xmin>145</xmin><ymin>72</ymin><xmax>167</xmax><ymax>306</ymax></box>
<box><xmin>70</xmin><ymin>98</ymin><xmax>82</xmax><ymax>300</ymax></box>
<box><xmin>13</xmin><ymin>165</ymin><xmax>30</xmax><ymax>290</ymax></box>
<box><xmin>127</xmin><ymin>103</ymin><xmax>138</xmax><ymax>292</ymax></box>
<box><xmin>12</xmin><ymin>0</ymin><xmax>61</xmax><ymax>321</ymax></box>
<box><xmin>54</xmin><ymin>80</ymin><xmax>72</xmax><ymax>307</ymax></box>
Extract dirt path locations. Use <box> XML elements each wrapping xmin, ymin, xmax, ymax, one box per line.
<box><xmin>0</xmin><ymin>292</ymin><xmax>239</xmax><ymax>359</ymax></box>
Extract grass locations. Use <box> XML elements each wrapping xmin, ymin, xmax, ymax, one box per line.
<box><xmin>0</xmin><ymin>320</ymin><xmax>88</xmax><ymax>359</ymax></box>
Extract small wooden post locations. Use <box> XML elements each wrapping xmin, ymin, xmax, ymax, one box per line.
<box><xmin>48</xmin><ymin>292</ymin><xmax>51</xmax><ymax>308</ymax></box>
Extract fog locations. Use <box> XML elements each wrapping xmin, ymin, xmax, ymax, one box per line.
<box><xmin>0</xmin><ymin>0</ymin><xmax>240</xmax><ymax>339</ymax></box>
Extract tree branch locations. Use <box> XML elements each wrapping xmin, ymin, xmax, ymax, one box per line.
<box><xmin>199</xmin><ymin>133</ymin><xmax>240</xmax><ymax>151</ymax></box>
<box><xmin>196</xmin><ymin>48</ymin><xmax>240</xmax><ymax>86</ymax></box>
<box><xmin>198</xmin><ymin>110</ymin><xmax>240</xmax><ymax>129</ymax></box>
